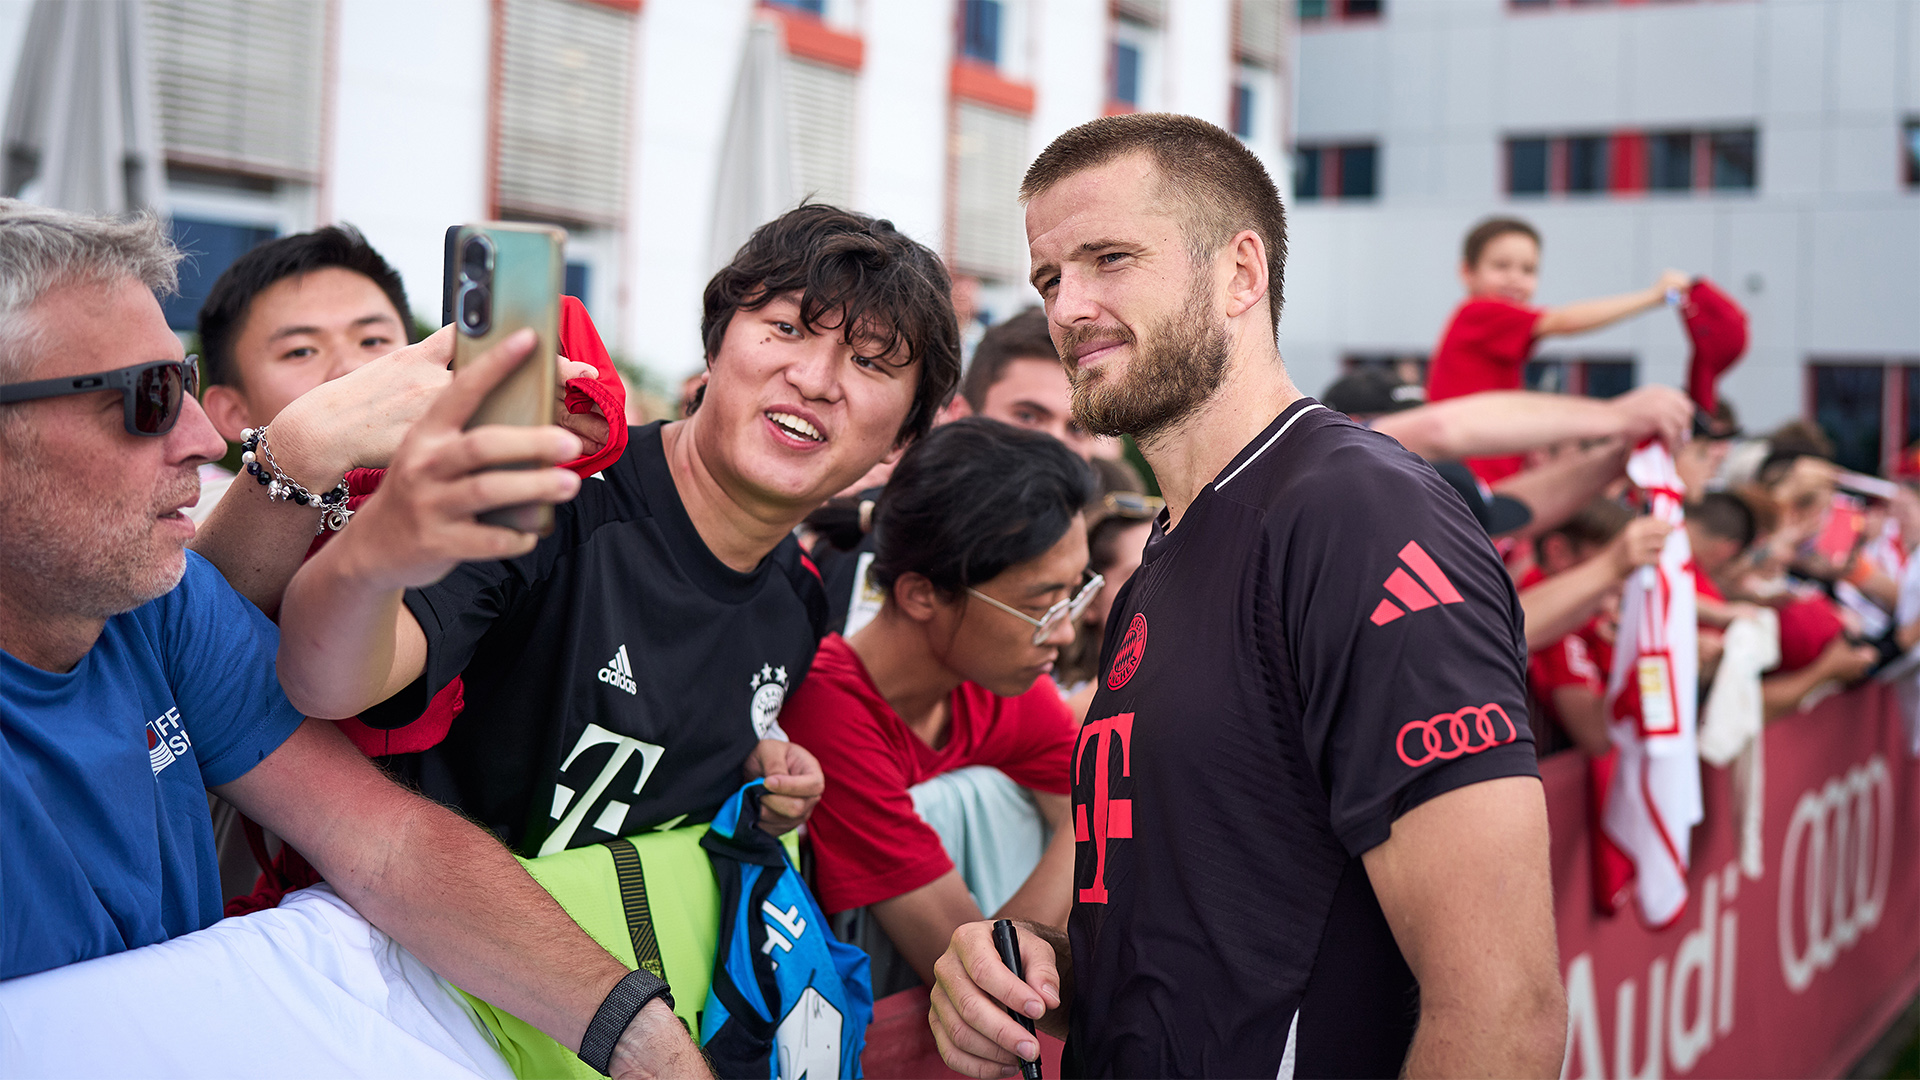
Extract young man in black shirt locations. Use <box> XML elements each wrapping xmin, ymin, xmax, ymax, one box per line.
<box><xmin>929</xmin><ymin>116</ymin><xmax>1567</xmax><ymax>1077</ymax></box>
<box><xmin>277</xmin><ymin>206</ymin><xmax>961</xmax><ymax>856</ymax></box>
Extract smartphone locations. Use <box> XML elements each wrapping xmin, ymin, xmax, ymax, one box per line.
<box><xmin>443</xmin><ymin>222</ymin><xmax>567</xmax><ymax>535</ymax></box>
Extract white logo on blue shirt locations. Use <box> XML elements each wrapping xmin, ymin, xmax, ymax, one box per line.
<box><xmin>146</xmin><ymin>707</ymin><xmax>190</xmax><ymax>777</ymax></box>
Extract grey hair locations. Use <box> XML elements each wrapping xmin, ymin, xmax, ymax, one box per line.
<box><xmin>0</xmin><ymin>199</ymin><xmax>182</xmax><ymax>385</ymax></box>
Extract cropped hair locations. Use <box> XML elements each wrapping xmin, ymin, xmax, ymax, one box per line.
<box><xmin>702</xmin><ymin>203</ymin><xmax>961</xmax><ymax>443</ymax></box>
<box><xmin>1687</xmin><ymin>490</ymin><xmax>1760</xmax><ymax>551</ymax></box>
<box><xmin>1537</xmin><ymin>496</ymin><xmax>1633</xmax><ymax>559</ymax></box>
<box><xmin>0</xmin><ymin>199</ymin><xmax>179</xmax><ymax>384</ymax></box>
<box><xmin>1462</xmin><ymin>217</ymin><xmax>1541</xmax><ymax>270</ymax></box>
<box><xmin>1021</xmin><ymin>114</ymin><xmax>1287</xmax><ymax>336</ymax></box>
<box><xmin>962</xmin><ymin>307</ymin><xmax>1058</xmax><ymax>411</ymax></box>
<box><xmin>870</xmin><ymin>417</ymin><xmax>1095</xmax><ymax>597</ymax></box>
<box><xmin>198</xmin><ymin>224</ymin><xmax>413</xmax><ymax>390</ymax></box>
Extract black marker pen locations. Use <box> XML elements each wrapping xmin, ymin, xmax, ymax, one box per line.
<box><xmin>991</xmin><ymin>918</ymin><xmax>1043</xmax><ymax>1080</ymax></box>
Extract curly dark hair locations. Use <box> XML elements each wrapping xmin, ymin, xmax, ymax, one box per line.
<box><xmin>701</xmin><ymin>204</ymin><xmax>962</xmax><ymax>443</ymax></box>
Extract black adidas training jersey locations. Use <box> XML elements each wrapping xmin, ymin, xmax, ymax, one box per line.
<box><xmin>1064</xmin><ymin>399</ymin><xmax>1538</xmax><ymax>1078</ymax></box>
<box><xmin>364</xmin><ymin>422</ymin><xmax>828</xmax><ymax>857</ymax></box>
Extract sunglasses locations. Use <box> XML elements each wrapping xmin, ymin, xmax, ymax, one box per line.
<box><xmin>0</xmin><ymin>357</ymin><xmax>200</xmax><ymax>437</ymax></box>
<box><xmin>968</xmin><ymin>571</ymin><xmax>1108</xmax><ymax>646</ymax></box>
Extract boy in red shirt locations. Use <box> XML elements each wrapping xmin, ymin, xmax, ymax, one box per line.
<box><xmin>1427</xmin><ymin>217</ymin><xmax>1692</xmax><ymax>482</ymax></box>
<box><xmin>781</xmin><ymin>418</ymin><xmax>1093</xmax><ymax>989</ymax></box>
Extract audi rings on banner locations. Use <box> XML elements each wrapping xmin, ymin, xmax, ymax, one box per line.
<box><xmin>1777</xmin><ymin>755</ymin><xmax>1895</xmax><ymax>993</ymax></box>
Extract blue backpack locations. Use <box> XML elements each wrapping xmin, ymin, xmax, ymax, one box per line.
<box><xmin>700</xmin><ymin>781</ymin><xmax>873</xmax><ymax>1079</ymax></box>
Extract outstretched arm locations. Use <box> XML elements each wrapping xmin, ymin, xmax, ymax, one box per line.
<box><xmin>1375</xmin><ymin>385</ymin><xmax>1693</xmax><ymax>462</ymax></box>
<box><xmin>1362</xmin><ymin>776</ymin><xmax>1566</xmax><ymax>1078</ymax></box>
<box><xmin>1519</xmin><ymin>516</ymin><xmax>1670</xmax><ymax>650</ymax></box>
<box><xmin>189</xmin><ymin>330</ymin><xmax>455</xmax><ymax>615</ymax></box>
<box><xmin>277</xmin><ymin>329</ymin><xmax>582</xmax><ymax>719</ymax></box>
<box><xmin>216</xmin><ymin>718</ymin><xmax>709</xmax><ymax>1079</ymax></box>
<box><xmin>1535</xmin><ymin>270</ymin><xmax>1690</xmax><ymax>338</ymax></box>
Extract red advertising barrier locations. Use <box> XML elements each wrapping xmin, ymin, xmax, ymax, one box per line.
<box><xmin>859</xmin><ymin>685</ymin><xmax>1920</xmax><ymax>1079</ymax></box>
<box><xmin>1549</xmin><ymin>683</ymin><xmax>1920</xmax><ymax>1079</ymax></box>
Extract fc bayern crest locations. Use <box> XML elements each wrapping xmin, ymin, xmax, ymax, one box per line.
<box><xmin>750</xmin><ymin>664</ymin><xmax>789</xmax><ymax>737</ymax></box>
<box><xmin>1107</xmin><ymin>613</ymin><xmax>1147</xmax><ymax>691</ymax></box>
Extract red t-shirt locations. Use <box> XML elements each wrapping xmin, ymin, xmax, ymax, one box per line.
<box><xmin>780</xmin><ymin>633</ymin><xmax>1076</xmax><ymax>914</ymax></box>
<box><xmin>1427</xmin><ymin>297</ymin><xmax>1542</xmax><ymax>484</ymax></box>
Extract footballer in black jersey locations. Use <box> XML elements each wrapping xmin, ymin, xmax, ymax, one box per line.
<box><xmin>929</xmin><ymin>116</ymin><xmax>1565</xmax><ymax>1080</ymax></box>
<box><xmin>1064</xmin><ymin>400</ymin><xmax>1537</xmax><ymax>1077</ymax></box>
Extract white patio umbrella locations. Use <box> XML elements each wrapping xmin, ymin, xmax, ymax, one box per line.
<box><xmin>2</xmin><ymin>0</ymin><xmax>163</xmax><ymax>215</ymax></box>
<box><xmin>706</xmin><ymin>15</ymin><xmax>794</xmax><ymax>276</ymax></box>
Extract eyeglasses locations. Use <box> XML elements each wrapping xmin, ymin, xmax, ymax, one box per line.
<box><xmin>967</xmin><ymin>571</ymin><xmax>1107</xmax><ymax>646</ymax></box>
<box><xmin>0</xmin><ymin>357</ymin><xmax>200</xmax><ymax>436</ymax></box>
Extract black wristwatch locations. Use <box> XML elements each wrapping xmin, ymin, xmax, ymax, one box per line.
<box><xmin>578</xmin><ymin>969</ymin><xmax>675</xmax><ymax>1076</ymax></box>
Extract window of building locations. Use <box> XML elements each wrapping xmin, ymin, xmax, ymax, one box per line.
<box><xmin>565</xmin><ymin>262</ymin><xmax>591</xmax><ymax>309</ymax></box>
<box><xmin>1107</xmin><ymin>11</ymin><xmax>1162</xmax><ymax>114</ymax></box>
<box><xmin>1809</xmin><ymin>361</ymin><xmax>1920</xmax><ymax>476</ymax></box>
<box><xmin>1905</xmin><ymin>119</ymin><xmax>1920</xmax><ymax>188</ymax></box>
<box><xmin>1232</xmin><ymin>83</ymin><xmax>1255</xmax><ymax>139</ymax></box>
<box><xmin>1505</xmin><ymin>128</ymin><xmax>1756</xmax><ymax>197</ymax></box>
<box><xmin>160</xmin><ymin>217</ymin><xmax>277</xmax><ymax>330</ymax></box>
<box><xmin>1294</xmin><ymin>143</ymin><xmax>1379</xmax><ymax>201</ymax></box>
<box><xmin>1338</xmin><ymin>144</ymin><xmax>1377</xmax><ymax>198</ymax></box>
<box><xmin>765</xmin><ymin>0</ymin><xmax>825</xmax><ymax>13</ymax></box>
<box><xmin>1301</xmin><ymin>0</ymin><xmax>1381</xmax><ymax>19</ymax></box>
<box><xmin>1507</xmin><ymin>138</ymin><xmax>1549</xmax><ymax>195</ymax></box>
<box><xmin>1565</xmin><ymin>135</ymin><xmax>1608</xmax><ymax>194</ymax></box>
<box><xmin>1294</xmin><ymin>147</ymin><xmax>1322</xmax><ymax>201</ymax></box>
<box><xmin>1648</xmin><ymin>131</ymin><xmax>1694</xmax><ymax>191</ymax></box>
<box><xmin>1112</xmin><ymin>41</ymin><xmax>1141</xmax><ymax>107</ymax></box>
<box><xmin>960</xmin><ymin>0</ymin><xmax>1000</xmax><ymax>66</ymax></box>
<box><xmin>1708</xmin><ymin>129</ymin><xmax>1757</xmax><ymax>191</ymax></box>
<box><xmin>1524</xmin><ymin>357</ymin><xmax>1635</xmax><ymax>398</ymax></box>
<box><xmin>144</xmin><ymin>0</ymin><xmax>324</xmax><ymax>182</ymax></box>
<box><xmin>495</xmin><ymin>0</ymin><xmax>637</xmax><ymax>226</ymax></box>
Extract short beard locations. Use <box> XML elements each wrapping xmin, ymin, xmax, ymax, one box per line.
<box><xmin>0</xmin><ymin>427</ymin><xmax>193</xmax><ymax>623</ymax></box>
<box><xmin>1061</xmin><ymin>269</ymin><xmax>1230</xmax><ymax>442</ymax></box>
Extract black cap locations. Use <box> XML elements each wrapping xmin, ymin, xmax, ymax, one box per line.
<box><xmin>1431</xmin><ymin>461</ymin><xmax>1533</xmax><ymax>537</ymax></box>
<box><xmin>1323</xmin><ymin>368</ymin><xmax>1425</xmax><ymax>417</ymax></box>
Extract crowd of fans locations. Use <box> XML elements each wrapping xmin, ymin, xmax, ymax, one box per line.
<box><xmin>3</xmin><ymin>133</ymin><xmax>1909</xmax><ymax>1076</ymax></box>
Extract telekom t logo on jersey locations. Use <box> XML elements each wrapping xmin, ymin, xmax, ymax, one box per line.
<box><xmin>1074</xmin><ymin>711</ymin><xmax>1134</xmax><ymax>905</ymax></box>
<box><xmin>1369</xmin><ymin>541</ymin><xmax>1464</xmax><ymax>626</ymax></box>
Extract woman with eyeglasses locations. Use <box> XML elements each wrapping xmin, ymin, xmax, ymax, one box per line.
<box><xmin>781</xmin><ymin>417</ymin><xmax>1097</xmax><ymax>994</ymax></box>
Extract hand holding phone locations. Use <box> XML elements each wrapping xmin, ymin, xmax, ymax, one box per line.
<box><xmin>445</xmin><ymin>222</ymin><xmax>567</xmax><ymax>534</ymax></box>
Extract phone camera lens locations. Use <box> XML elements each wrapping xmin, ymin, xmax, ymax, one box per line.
<box><xmin>458</xmin><ymin>283</ymin><xmax>491</xmax><ymax>335</ymax></box>
<box><xmin>461</xmin><ymin>236</ymin><xmax>494</xmax><ymax>282</ymax></box>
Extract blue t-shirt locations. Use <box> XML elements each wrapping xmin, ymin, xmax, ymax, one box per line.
<box><xmin>0</xmin><ymin>551</ymin><xmax>305</xmax><ymax>979</ymax></box>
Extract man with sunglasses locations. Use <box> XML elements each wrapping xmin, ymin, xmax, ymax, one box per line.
<box><xmin>780</xmin><ymin>418</ymin><xmax>1095</xmax><ymax>995</ymax></box>
<box><xmin>0</xmin><ymin>201</ymin><xmax>705</xmax><ymax>1074</ymax></box>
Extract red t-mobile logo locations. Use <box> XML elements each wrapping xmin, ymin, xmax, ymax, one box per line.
<box><xmin>1074</xmin><ymin>711</ymin><xmax>1134</xmax><ymax>905</ymax></box>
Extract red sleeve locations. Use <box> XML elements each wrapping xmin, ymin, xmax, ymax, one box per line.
<box><xmin>1426</xmin><ymin>299</ymin><xmax>1541</xmax><ymax>402</ymax></box>
<box><xmin>781</xmin><ymin>670</ymin><xmax>954</xmax><ymax>914</ymax></box>
<box><xmin>965</xmin><ymin>680</ymin><xmax>1077</xmax><ymax>795</ymax></box>
<box><xmin>1529</xmin><ymin>633</ymin><xmax>1604</xmax><ymax>698</ymax></box>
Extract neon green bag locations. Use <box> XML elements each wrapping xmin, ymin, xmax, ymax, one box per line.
<box><xmin>461</xmin><ymin>826</ymin><xmax>798</xmax><ymax>1080</ymax></box>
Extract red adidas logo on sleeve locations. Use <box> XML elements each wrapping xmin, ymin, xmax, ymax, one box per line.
<box><xmin>1368</xmin><ymin>541</ymin><xmax>1464</xmax><ymax>626</ymax></box>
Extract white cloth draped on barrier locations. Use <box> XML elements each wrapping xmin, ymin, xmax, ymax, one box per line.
<box><xmin>1602</xmin><ymin>443</ymin><xmax>1703</xmax><ymax>928</ymax></box>
<box><xmin>1697</xmin><ymin>607</ymin><xmax>1780</xmax><ymax>879</ymax></box>
<box><xmin>0</xmin><ymin>886</ymin><xmax>512</xmax><ymax>1079</ymax></box>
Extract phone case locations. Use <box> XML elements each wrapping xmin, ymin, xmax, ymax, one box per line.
<box><xmin>449</xmin><ymin>222</ymin><xmax>566</xmax><ymax>535</ymax></box>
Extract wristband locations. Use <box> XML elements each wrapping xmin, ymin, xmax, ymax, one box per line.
<box><xmin>578</xmin><ymin>969</ymin><xmax>674</xmax><ymax>1076</ymax></box>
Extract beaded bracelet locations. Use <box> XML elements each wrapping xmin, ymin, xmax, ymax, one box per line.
<box><xmin>240</xmin><ymin>424</ymin><xmax>353</xmax><ymax>533</ymax></box>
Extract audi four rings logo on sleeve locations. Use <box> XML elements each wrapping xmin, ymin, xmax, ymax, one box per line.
<box><xmin>1396</xmin><ymin>703</ymin><xmax>1518</xmax><ymax>767</ymax></box>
